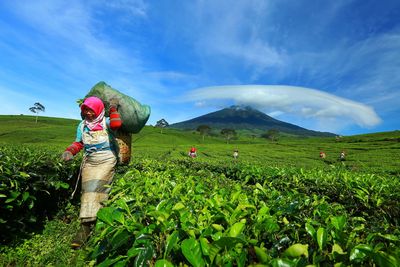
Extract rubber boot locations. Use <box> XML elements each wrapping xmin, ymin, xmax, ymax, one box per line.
<box><xmin>71</xmin><ymin>221</ymin><xmax>94</xmax><ymax>249</ymax></box>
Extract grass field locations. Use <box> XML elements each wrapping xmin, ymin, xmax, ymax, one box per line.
<box><xmin>1</xmin><ymin>115</ymin><xmax>399</xmax><ymax>174</ymax></box>
<box><xmin>1</xmin><ymin>115</ymin><xmax>400</xmax><ymax>266</ymax></box>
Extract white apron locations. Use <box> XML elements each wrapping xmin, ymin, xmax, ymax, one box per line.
<box><xmin>79</xmin><ymin>119</ymin><xmax>117</xmax><ymax>222</ymax></box>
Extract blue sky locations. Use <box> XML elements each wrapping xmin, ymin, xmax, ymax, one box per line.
<box><xmin>0</xmin><ymin>0</ymin><xmax>399</xmax><ymax>136</ymax></box>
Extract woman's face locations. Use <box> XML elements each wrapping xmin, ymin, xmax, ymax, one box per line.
<box><xmin>82</xmin><ymin>106</ymin><xmax>96</xmax><ymax>121</ymax></box>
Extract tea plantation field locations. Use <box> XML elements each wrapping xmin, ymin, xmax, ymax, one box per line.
<box><xmin>0</xmin><ymin>115</ymin><xmax>399</xmax><ymax>266</ymax></box>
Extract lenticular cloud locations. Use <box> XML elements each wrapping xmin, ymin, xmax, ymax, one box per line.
<box><xmin>186</xmin><ymin>85</ymin><xmax>381</xmax><ymax>128</ymax></box>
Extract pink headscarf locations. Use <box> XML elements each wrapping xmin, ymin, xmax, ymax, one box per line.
<box><xmin>81</xmin><ymin>96</ymin><xmax>105</xmax><ymax>130</ymax></box>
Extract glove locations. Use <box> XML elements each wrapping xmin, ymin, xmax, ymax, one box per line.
<box><xmin>61</xmin><ymin>151</ymin><xmax>74</xmax><ymax>161</ymax></box>
<box><xmin>109</xmin><ymin>98</ymin><xmax>119</xmax><ymax>109</ymax></box>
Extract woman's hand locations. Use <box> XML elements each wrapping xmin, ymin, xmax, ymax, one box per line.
<box><xmin>61</xmin><ymin>151</ymin><xmax>74</xmax><ymax>161</ymax></box>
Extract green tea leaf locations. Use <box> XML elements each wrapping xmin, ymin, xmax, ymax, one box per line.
<box><xmin>353</xmin><ymin>244</ymin><xmax>373</xmax><ymax>253</ymax></box>
<box><xmin>22</xmin><ymin>191</ymin><xmax>29</xmax><ymax>201</ymax></box>
<box><xmin>97</xmin><ymin>255</ymin><xmax>126</xmax><ymax>267</ymax></box>
<box><xmin>255</xmin><ymin>183</ymin><xmax>266</xmax><ymax>193</ymax></box>
<box><xmin>113</xmin><ymin>259</ymin><xmax>128</xmax><ymax>267</ymax></box>
<box><xmin>317</xmin><ymin>227</ymin><xmax>327</xmax><ymax>251</ymax></box>
<box><xmin>208</xmin><ymin>243</ymin><xmax>221</xmax><ymax>264</ymax></box>
<box><xmin>305</xmin><ymin>223</ymin><xmax>316</xmax><ymax>242</ymax></box>
<box><xmin>377</xmin><ymin>233</ymin><xmax>400</xmax><ymax>242</ymax></box>
<box><xmin>229</xmin><ymin>221</ymin><xmax>245</xmax><ymax>237</ymax></box>
<box><xmin>5</xmin><ymin>191</ymin><xmax>20</xmax><ymax>203</ymax></box>
<box><xmin>199</xmin><ymin>237</ymin><xmax>210</xmax><ymax>256</ymax></box>
<box><xmin>112</xmin><ymin>209</ymin><xmax>125</xmax><ymax>225</ymax></box>
<box><xmin>155</xmin><ymin>259</ymin><xmax>174</xmax><ymax>267</ymax></box>
<box><xmin>172</xmin><ymin>202</ymin><xmax>185</xmax><ymax>210</ymax></box>
<box><xmin>133</xmin><ymin>243</ymin><xmax>155</xmax><ymax>267</ymax></box>
<box><xmin>181</xmin><ymin>238</ymin><xmax>205</xmax><ymax>267</ymax></box>
<box><xmin>332</xmin><ymin>243</ymin><xmax>346</xmax><ymax>255</ymax></box>
<box><xmin>212</xmin><ymin>224</ymin><xmax>224</xmax><ymax>231</ymax></box>
<box><xmin>271</xmin><ymin>258</ymin><xmax>298</xmax><ymax>267</ymax></box>
<box><xmin>164</xmin><ymin>230</ymin><xmax>179</xmax><ymax>258</ymax></box>
<box><xmin>350</xmin><ymin>244</ymin><xmax>370</xmax><ymax>262</ymax></box>
<box><xmin>214</xmin><ymin>237</ymin><xmax>245</xmax><ymax>250</ymax></box>
<box><xmin>116</xmin><ymin>199</ymin><xmax>130</xmax><ymax>214</ymax></box>
<box><xmin>110</xmin><ymin>229</ymin><xmax>131</xmax><ymax>250</ymax></box>
<box><xmin>127</xmin><ymin>247</ymin><xmax>140</xmax><ymax>258</ymax></box>
<box><xmin>97</xmin><ymin>207</ymin><xmax>115</xmax><ymax>225</ymax></box>
<box><xmin>254</xmin><ymin>246</ymin><xmax>269</xmax><ymax>263</ymax></box>
<box><xmin>372</xmin><ymin>251</ymin><xmax>400</xmax><ymax>267</ymax></box>
<box><xmin>331</xmin><ymin>215</ymin><xmax>346</xmax><ymax>231</ymax></box>
<box><xmin>283</xmin><ymin>243</ymin><xmax>309</xmax><ymax>258</ymax></box>
<box><xmin>19</xmin><ymin>171</ymin><xmax>30</xmax><ymax>178</ymax></box>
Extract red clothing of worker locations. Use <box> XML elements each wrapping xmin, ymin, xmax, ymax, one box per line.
<box><xmin>188</xmin><ymin>147</ymin><xmax>197</xmax><ymax>158</ymax></box>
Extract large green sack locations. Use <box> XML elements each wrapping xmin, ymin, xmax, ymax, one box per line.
<box><xmin>85</xmin><ymin>81</ymin><xmax>151</xmax><ymax>134</ymax></box>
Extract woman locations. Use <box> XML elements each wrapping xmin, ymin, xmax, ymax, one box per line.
<box><xmin>62</xmin><ymin>96</ymin><xmax>122</xmax><ymax>249</ymax></box>
<box><xmin>233</xmin><ymin>149</ymin><xmax>239</xmax><ymax>159</ymax></box>
<box><xmin>188</xmin><ymin>146</ymin><xmax>197</xmax><ymax>158</ymax></box>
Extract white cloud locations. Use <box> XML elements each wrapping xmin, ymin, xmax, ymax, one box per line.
<box><xmin>185</xmin><ymin>85</ymin><xmax>382</xmax><ymax>128</ymax></box>
<box><xmin>1</xmin><ymin>0</ymin><xmax>398</xmax><ymax>134</ymax></box>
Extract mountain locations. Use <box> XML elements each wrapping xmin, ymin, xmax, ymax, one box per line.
<box><xmin>170</xmin><ymin>106</ymin><xmax>336</xmax><ymax>137</ymax></box>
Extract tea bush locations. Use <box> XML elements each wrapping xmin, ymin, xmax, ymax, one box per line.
<box><xmin>87</xmin><ymin>159</ymin><xmax>400</xmax><ymax>266</ymax></box>
<box><xmin>0</xmin><ymin>145</ymin><xmax>80</xmax><ymax>243</ymax></box>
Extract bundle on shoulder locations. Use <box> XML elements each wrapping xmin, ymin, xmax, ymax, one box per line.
<box><xmin>85</xmin><ymin>81</ymin><xmax>151</xmax><ymax>134</ymax></box>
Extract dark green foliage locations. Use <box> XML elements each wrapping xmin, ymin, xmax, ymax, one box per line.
<box><xmin>0</xmin><ymin>145</ymin><xmax>80</xmax><ymax>244</ymax></box>
<box><xmin>196</xmin><ymin>124</ymin><xmax>211</xmax><ymax>141</ymax></box>
<box><xmin>155</xmin><ymin>119</ymin><xmax>169</xmax><ymax>133</ymax></box>
<box><xmin>86</xmin><ymin>160</ymin><xmax>400</xmax><ymax>266</ymax></box>
<box><xmin>28</xmin><ymin>102</ymin><xmax>45</xmax><ymax>123</ymax></box>
<box><xmin>0</xmin><ymin>115</ymin><xmax>400</xmax><ymax>265</ymax></box>
<box><xmin>261</xmin><ymin>128</ymin><xmax>280</xmax><ymax>141</ymax></box>
<box><xmin>221</xmin><ymin>128</ymin><xmax>237</xmax><ymax>143</ymax></box>
<box><xmin>0</xmin><ymin>205</ymin><xmax>87</xmax><ymax>267</ymax></box>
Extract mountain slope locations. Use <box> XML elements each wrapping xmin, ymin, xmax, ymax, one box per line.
<box><xmin>170</xmin><ymin>106</ymin><xmax>336</xmax><ymax>137</ymax></box>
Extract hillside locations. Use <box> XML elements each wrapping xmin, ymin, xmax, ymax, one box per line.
<box><xmin>0</xmin><ymin>115</ymin><xmax>79</xmax><ymax>148</ymax></box>
<box><xmin>0</xmin><ymin>114</ymin><xmax>230</xmax><ymax>150</ymax></box>
<box><xmin>1</xmin><ymin>115</ymin><xmax>399</xmax><ymax>173</ymax></box>
<box><xmin>1</xmin><ymin>115</ymin><xmax>400</xmax><ymax>266</ymax></box>
<box><xmin>170</xmin><ymin>105</ymin><xmax>335</xmax><ymax>137</ymax></box>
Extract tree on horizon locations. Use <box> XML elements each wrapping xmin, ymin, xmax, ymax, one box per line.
<box><xmin>29</xmin><ymin>102</ymin><xmax>45</xmax><ymax>123</ymax></box>
<box><xmin>155</xmin><ymin>118</ymin><xmax>169</xmax><ymax>133</ymax></box>
<box><xmin>261</xmin><ymin>129</ymin><xmax>279</xmax><ymax>141</ymax></box>
<box><xmin>221</xmin><ymin>128</ymin><xmax>236</xmax><ymax>144</ymax></box>
<box><xmin>196</xmin><ymin>125</ymin><xmax>211</xmax><ymax>141</ymax></box>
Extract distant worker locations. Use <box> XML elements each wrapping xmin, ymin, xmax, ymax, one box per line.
<box><xmin>188</xmin><ymin>146</ymin><xmax>197</xmax><ymax>158</ymax></box>
<box><xmin>319</xmin><ymin>151</ymin><xmax>326</xmax><ymax>159</ymax></box>
<box><xmin>339</xmin><ymin>151</ymin><xmax>346</xmax><ymax>161</ymax></box>
<box><xmin>233</xmin><ymin>149</ymin><xmax>239</xmax><ymax>159</ymax></box>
